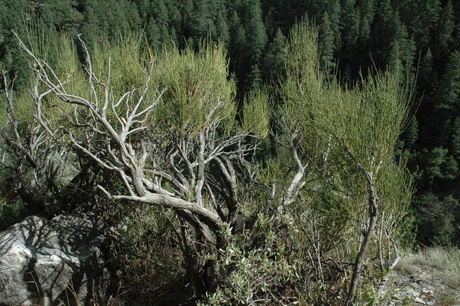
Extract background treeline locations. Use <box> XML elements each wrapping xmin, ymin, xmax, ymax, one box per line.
<box><xmin>0</xmin><ymin>0</ymin><xmax>459</xmax><ymax>247</ymax></box>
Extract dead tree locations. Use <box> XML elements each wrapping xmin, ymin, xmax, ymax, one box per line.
<box><xmin>14</xmin><ymin>32</ymin><xmax>256</xmax><ymax>294</ymax></box>
<box><xmin>0</xmin><ymin>71</ymin><xmax>71</xmax><ymax>213</ymax></box>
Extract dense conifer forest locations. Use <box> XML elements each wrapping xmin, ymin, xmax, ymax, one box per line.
<box><xmin>0</xmin><ymin>0</ymin><xmax>459</xmax><ymax>304</ymax></box>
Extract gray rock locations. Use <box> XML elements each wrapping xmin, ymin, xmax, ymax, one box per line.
<box><xmin>0</xmin><ymin>215</ymin><xmax>110</xmax><ymax>305</ymax></box>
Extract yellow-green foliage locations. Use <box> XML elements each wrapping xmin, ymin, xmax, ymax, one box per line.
<box><xmin>152</xmin><ymin>42</ymin><xmax>236</xmax><ymax>135</ymax></box>
<box><xmin>376</xmin><ymin>158</ymin><xmax>415</xmax><ymax>244</ymax></box>
<box><xmin>91</xmin><ymin>33</ymin><xmax>149</xmax><ymax>96</ymax></box>
<box><xmin>85</xmin><ymin>38</ymin><xmax>237</xmax><ymax>136</ymax></box>
<box><xmin>277</xmin><ymin>22</ymin><xmax>414</xmax><ymax>298</ymax></box>
<box><xmin>312</xmin><ymin>70</ymin><xmax>411</xmax><ymax>174</ymax></box>
<box><xmin>283</xmin><ymin>21</ymin><xmax>411</xmax><ymax>173</ymax></box>
<box><xmin>16</xmin><ymin>25</ymin><xmax>84</xmax><ymax>122</ymax></box>
<box><xmin>25</xmin><ymin>23</ymin><xmax>83</xmax><ymax>88</ymax></box>
<box><xmin>16</xmin><ymin>29</ymin><xmax>238</xmax><ymax>139</ymax></box>
<box><xmin>281</xmin><ymin>22</ymin><xmax>330</xmax><ymax>155</ymax></box>
<box><xmin>285</xmin><ymin>22</ymin><xmax>320</xmax><ymax>86</ymax></box>
<box><xmin>242</xmin><ymin>87</ymin><xmax>270</xmax><ymax>137</ymax></box>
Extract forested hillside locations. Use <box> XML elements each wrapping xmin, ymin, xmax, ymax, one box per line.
<box><xmin>0</xmin><ymin>0</ymin><xmax>459</xmax><ymax>304</ymax></box>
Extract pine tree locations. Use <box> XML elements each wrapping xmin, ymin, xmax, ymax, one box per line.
<box><xmin>369</xmin><ymin>0</ymin><xmax>400</xmax><ymax>70</ymax></box>
<box><xmin>241</xmin><ymin>0</ymin><xmax>267</xmax><ymax>65</ymax></box>
<box><xmin>416</xmin><ymin>49</ymin><xmax>439</xmax><ymax>149</ymax></box>
<box><xmin>338</xmin><ymin>0</ymin><xmax>359</xmax><ymax>81</ymax></box>
<box><xmin>414</xmin><ymin>193</ymin><xmax>458</xmax><ymax>246</ymax></box>
<box><xmin>355</xmin><ymin>14</ymin><xmax>372</xmax><ymax>72</ymax></box>
<box><xmin>180</xmin><ymin>0</ymin><xmax>194</xmax><ymax>45</ymax></box>
<box><xmin>357</xmin><ymin>0</ymin><xmax>375</xmax><ymax>21</ymax></box>
<box><xmin>150</xmin><ymin>0</ymin><xmax>169</xmax><ymax>25</ymax></box>
<box><xmin>248</xmin><ymin>64</ymin><xmax>262</xmax><ymax>90</ymax></box>
<box><xmin>80</xmin><ymin>2</ymin><xmax>97</xmax><ymax>50</ymax></box>
<box><xmin>436</xmin><ymin>51</ymin><xmax>460</xmax><ymax>112</ymax></box>
<box><xmin>47</xmin><ymin>0</ymin><xmax>84</xmax><ymax>34</ymax></box>
<box><xmin>229</xmin><ymin>0</ymin><xmax>268</xmax><ymax>94</ymax></box>
<box><xmin>132</xmin><ymin>0</ymin><xmax>150</xmax><ymax>20</ymax></box>
<box><xmin>262</xmin><ymin>27</ymin><xmax>286</xmax><ymax>80</ymax></box>
<box><xmin>165</xmin><ymin>1</ymin><xmax>181</xmax><ymax>40</ymax></box>
<box><xmin>145</xmin><ymin>18</ymin><xmax>172</xmax><ymax>51</ymax></box>
<box><xmin>402</xmin><ymin>117</ymin><xmax>419</xmax><ymax>149</ymax></box>
<box><xmin>189</xmin><ymin>0</ymin><xmax>213</xmax><ymax>42</ymax></box>
<box><xmin>454</xmin><ymin>4</ymin><xmax>460</xmax><ymax>51</ymax></box>
<box><xmin>388</xmin><ymin>23</ymin><xmax>416</xmax><ymax>73</ymax></box>
<box><xmin>433</xmin><ymin>0</ymin><xmax>454</xmax><ymax>62</ymax></box>
<box><xmin>0</xmin><ymin>0</ymin><xmax>30</xmax><ymax>82</ymax></box>
<box><xmin>418</xmin><ymin>48</ymin><xmax>436</xmax><ymax>94</ymax></box>
<box><xmin>397</xmin><ymin>0</ymin><xmax>441</xmax><ymax>51</ymax></box>
<box><xmin>319</xmin><ymin>12</ymin><xmax>336</xmax><ymax>76</ymax></box>
<box><xmin>421</xmin><ymin>147</ymin><xmax>457</xmax><ymax>187</ymax></box>
<box><xmin>227</xmin><ymin>11</ymin><xmax>246</xmax><ymax>85</ymax></box>
<box><xmin>451</xmin><ymin>117</ymin><xmax>460</xmax><ymax>160</ymax></box>
<box><xmin>324</xmin><ymin>0</ymin><xmax>341</xmax><ymax>50</ymax></box>
<box><xmin>215</xmin><ymin>10</ymin><xmax>230</xmax><ymax>47</ymax></box>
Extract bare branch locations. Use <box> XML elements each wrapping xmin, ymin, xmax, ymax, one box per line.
<box><xmin>283</xmin><ymin>136</ymin><xmax>308</xmax><ymax>207</ymax></box>
<box><xmin>13</xmin><ymin>31</ymin><xmax>263</xmax><ymax>255</ymax></box>
<box><xmin>215</xmin><ymin>156</ymin><xmax>238</xmax><ymax>204</ymax></box>
<box><xmin>97</xmin><ymin>185</ymin><xmax>223</xmax><ymax>228</ymax></box>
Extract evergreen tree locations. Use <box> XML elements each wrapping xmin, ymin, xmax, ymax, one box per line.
<box><xmin>338</xmin><ymin>0</ymin><xmax>359</xmax><ymax>81</ymax></box>
<box><xmin>414</xmin><ymin>49</ymin><xmax>438</xmax><ymax>148</ymax></box>
<box><xmin>451</xmin><ymin>117</ymin><xmax>460</xmax><ymax>160</ymax></box>
<box><xmin>80</xmin><ymin>2</ymin><xmax>97</xmax><ymax>50</ymax></box>
<box><xmin>180</xmin><ymin>0</ymin><xmax>194</xmax><ymax>40</ymax></box>
<box><xmin>262</xmin><ymin>27</ymin><xmax>286</xmax><ymax>80</ymax></box>
<box><xmin>150</xmin><ymin>0</ymin><xmax>169</xmax><ymax>25</ymax></box>
<box><xmin>419</xmin><ymin>147</ymin><xmax>457</xmax><ymax>188</ymax></box>
<box><xmin>397</xmin><ymin>0</ymin><xmax>441</xmax><ymax>51</ymax></box>
<box><xmin>0</xmin><ymin>0</ymin><xmax>30</xmax><ymax>82</ymax></box>
<box><xmin>215</xmin><ymin>10</ymin><xmax>230</xmax><ymax>47</ymax></box>
<box><xmin>418</xmin><ymin>48</ymin><xmax>437</xmax><ymax>95</ymax></box>
<box><xmin>414</xmin><ymin>193</ymin><xmax>459</xmax><ymax>246</ymax></box>
<box><xmin>401</xmin><ymin>117</ymin><xmax>419</xmax><ymax>149</ymax></box>
<box><xmin>165</xmin><ymin>1</ymin><xmax>181</xmax><ymax>40</ymax></box>
<box><xmin>241</xmin><ymin>0</ymin><xmax>267</xmax><ymax>66</ymax></box>
<box><xmin>354</xmin><ymin>14</ymin><xmax>372</xmax><ymax>72</ymax></box>
<box><xmin>262</xmin><ymin>5</ymin><xmax>277</xmax><ymax>40</ymax></box>
<box><xmin>319</xmin><ymin>12</ymin><xmax>336</xmax><ymax>76</ymax></box>
<box><xmin>227</xmin><ymin>11</ymin><xmax>246</xmax><ymax>87</ymax></box>
<box><xmin>132</xmin><ymin>0</ymin><xmax>150</xmax><ymax>20</ymax></box>
<box><xmin>35</xmin><ymin>0</ymin><xmax>83</xmax><ymax>34</ymax></box>
<box><xmin>369</xmin><ymin>0</ymin><xmax>400</xmax><ymax>70</ymax></box>
<box><xmin>323</xmin><ymin>0</ymin><xmax>341</xmax><ymax>50</ymax></box>
<box><xmin>150</xmin><ymin>18</ymin><xmax>165</xmax><ymax>50</ymax></box>
<box><xmin>189</xmin><ymin>0</ymin><xmax>214</xmax><ymax>43</ymax></box>
<box><xmin>454</xmin><ymin>2</ymin><xmax>460</xmax><ymax>51</ymax></box>
<box><xmin>78</xmin><ymin>0</ymin><xmax>141</xmax><ymax>41</ymax></box>
<box><xmin>436</xmin><ymin>51</ymin><xmax>460</xmax><ymax>112</ymax></box>
<box><xmin>356</xmin><ymin>0</ymin><xmax>375</xmax><ymax>21</ymax></box>
<box><xmin>388</xmin><ymin>24</ymin><xmax>416</xmax><ymax>74</ymax></box>
<box><xmin>248</xmin><ymin>64</ymin><xmax>262</xmax><ymax>90</ymax></box>
<box><xmin>433</xmin><ymin>0</ymin><xmax>454</xmax><ymax>61</ymax></box>
<box><xmin>144</xmin><ymin>0</ymin><xmax>176</xmax><ymax>49</ymax></box>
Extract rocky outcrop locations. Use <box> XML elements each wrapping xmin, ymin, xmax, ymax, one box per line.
<box><xmin>379</xmin><ymin>251</ymin><xmax>460</xmax><ymax>305</ymax></box>
<box><xmin>0</xmin><ymin>215</ymin><xmax>110</xmax><ymax>305</ymax></box>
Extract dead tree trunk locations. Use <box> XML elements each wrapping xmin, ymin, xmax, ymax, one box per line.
<box><xmin>346</xmin><ymin>170</ymin><xmax>379</xmax><ymax>304</ymax></box>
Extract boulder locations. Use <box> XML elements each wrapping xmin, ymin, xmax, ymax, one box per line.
<box><xmin>0</xmin><ymin>215</ymin><xmax>110</xmax><ymax>305</ymax></box>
